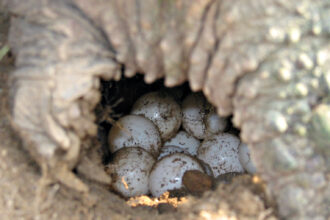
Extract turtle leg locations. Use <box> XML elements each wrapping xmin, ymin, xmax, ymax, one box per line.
<box><xmin>9</xmin><ymin>0</ymin><xmax>117</xmax><ymax>192</ymax></box>
<box><xmin>198</xmin><ymin>1</ymin><xmax>329</xmax><ymax>218</ymax></box>
<box><xmin>233</xmin><ymin>41</ymin><xmax>330</xmax><ymax>219</ymax></box>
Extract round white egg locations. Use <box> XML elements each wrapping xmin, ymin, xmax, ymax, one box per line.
<box><xmin>109</xmin><ymin>147</ymin><xmax>156</xmax><ymax>198</ymax></box>
<box><xmin>108</xmin><ymin>115</ymin><xmax>161</xmax><ymax>157</ymax></box>
<box><xmin>149</xmin><ymin>153</ymin><xmax>204</xmax><ymax>197</ymax></box>
<box><xmin>131</xmin><ymin>91</ymin><xmax>182</xmax><ymax>141</ymax></box>
<box><xmin>238</xmin><ymin>143</ymin><xmax>257</xmax><ymax>174</ymax></box>
<box><xmin>164</xmin><ymin>131</ymin><xmax>200</xmax><ymax>156</ymax></box>
<box><xmin>197</xmin><ymin>133</ymin><xmax>244</xmax><ymax>177</ymax></box>
<box><xmin>182</xmin><ymin>93</ymin><xmax>227</xmax><ymax>139</ymax></box>
<box><xmin>206</xmin><ymin>111</ymin><xmax>227</xmax><ymax>134</ymax></box>
<box><xmin>157</xmin><ymin>145</ymin><xmax>189</xmax><ymax>160</ymax></box>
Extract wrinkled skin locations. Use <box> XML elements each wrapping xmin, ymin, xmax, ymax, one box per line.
<box><xmin>2</xmin><ymin>0</ymin><xmax>330</xmax><ymax>219</ymax></box>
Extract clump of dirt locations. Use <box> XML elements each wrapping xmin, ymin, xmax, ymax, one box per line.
<box><xmin>179</xmin><ymin>175</ymin><xmax>276</xmax><ymax>220</ymax></box>
<box><xmin>0</xmin><ymin>12</ymin><xmax>278</xmax><ymax>220</ymax></box>
<box><xmin>124</xmin><ymin>175</ymin><xmax>277</xmax><ymax>219</ymax></box>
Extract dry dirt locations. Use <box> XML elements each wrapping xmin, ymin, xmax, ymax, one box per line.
<box><xmin>0</xmin><ymin>12</ymin><xmax>278</xmax><ymax>220</ymax></box>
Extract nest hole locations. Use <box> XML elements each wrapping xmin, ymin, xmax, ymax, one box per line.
<box><xmin>94</xmin><ymin>73</ymin><xmax>263</xmax><ymax>214</ymax></box>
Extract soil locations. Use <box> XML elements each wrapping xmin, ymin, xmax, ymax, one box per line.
<box><xmin>0</xmin><ymin>12</ymin><xmax>278</xmax><ymax>220</ymax></box>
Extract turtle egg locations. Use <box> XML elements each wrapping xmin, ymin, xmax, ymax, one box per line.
<box><xmin>182</xmin><ymin>93</ymin><xmax>227</xmax><ymax>139</ymax></box>
<box><xmin>164</xmin><ymin>131</ymin><xmax>200</xmax><ymax>156</ymax></box>
<box><xmin>131</xmin><ymin>91</ymin><xmax>182</xmax><ymax>141</ymax></box>
<box><xmin>197</xmin><ymin>133</ymin><xmax>244</xmax><ymax>177</ymax></box>
<box><xmin>206</xmin><ymin>110</ymin><xmax>227</xmax><ymax>134</ymax></box>
<box><xmin>149</xmin><ymin>153</ymin><xmax>204</xmax><ymax>197</ymax></box>
<box><xmin>108</xmin><ymin>115</ymin><xmax>161</xmax><ymax>157</ymax></box>
<box><xmin>157</xmin><ymin>145</ymin><xmax>189</xmax><ymax>160</ymax></box>
<box><xmin>108</xmin><ymin>147</ymin><xmax>156</xmax><ymax>198</ymax></box>
<box><xmin>238</xmin><ymin>143</ymin><xmax>257</xmax><ymax>174</ymax></box>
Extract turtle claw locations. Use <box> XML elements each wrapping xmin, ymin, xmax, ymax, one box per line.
<box><xmin>77</xmin><ymin>155</ymin><xmax>112</xmax><ymax>185</ymax></box>
<box><xmin>51</xmin><ymin>164</ymin><xmax>89</xmax><ymax>193</ymax></box>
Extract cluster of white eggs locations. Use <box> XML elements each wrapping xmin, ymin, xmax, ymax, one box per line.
<box><xmin>106</xmin><ymin>91</ymin><xmax>256</xmax><ymax>198</ymax></box>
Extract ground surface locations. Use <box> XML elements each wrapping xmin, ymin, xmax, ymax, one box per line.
<box><xmin>0</xmin><ymin>12</ymin><xmax>277</xmax><ymax>220</ymax></box>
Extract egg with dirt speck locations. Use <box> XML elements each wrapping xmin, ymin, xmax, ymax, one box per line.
<box><xmin>107</xmin><ymin>147</ymin><xmax>155</xmax><ymax>198</ymax></box>
<box><xmin>197</xmin><ymin>133</ymin><xmax>244</xmax><ymax>177</ymax></box>
<box><xmin>131</xmin><ymin>91</ymin><xmax>182</xmax><ymax>141</ymax></box>
<box><xmin>108</xmin><ymin>115</ymin><xmax>161</xmax><ymax>157</ymax></box>
<box><xmin>182</xmin><ymin>93</ymin><xmax>227</xmax><ymax>139</ymax></box>
<box><xmin>164</xmin><ymin>131</ymin><xmax>200</xmax><ymax>156</ymax></box>
<box><xmin>157</xmin><ymin>145</ymin><xmax>189</xmax><ymax>160</ymax></box>
<box><xmin>149</xmin><ymin>153</ymin><xmax>204</xmax><ymax>197</ymax></box>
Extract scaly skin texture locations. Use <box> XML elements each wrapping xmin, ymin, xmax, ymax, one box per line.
<box><xmin>2</xmin><ymin>0</ymin><xmax>330</xmax><ymax>219</ymax></box>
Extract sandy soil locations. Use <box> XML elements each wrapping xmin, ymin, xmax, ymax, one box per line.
<box><xmin>0</xmin><ymin>12</ymin><xmax>278</xmax><ymax>220</ymax></box>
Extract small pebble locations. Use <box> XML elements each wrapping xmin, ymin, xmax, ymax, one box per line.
<box><xmin>182</xmin><ymin>170</ymin><xmax>214</xmax><ymax>196</ymax></box>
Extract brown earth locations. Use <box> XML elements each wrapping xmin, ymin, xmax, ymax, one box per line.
<box><xmin>0</xmin><ymin>12</ymin><xmax>277</xmax><ymax>220</ymax></box>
